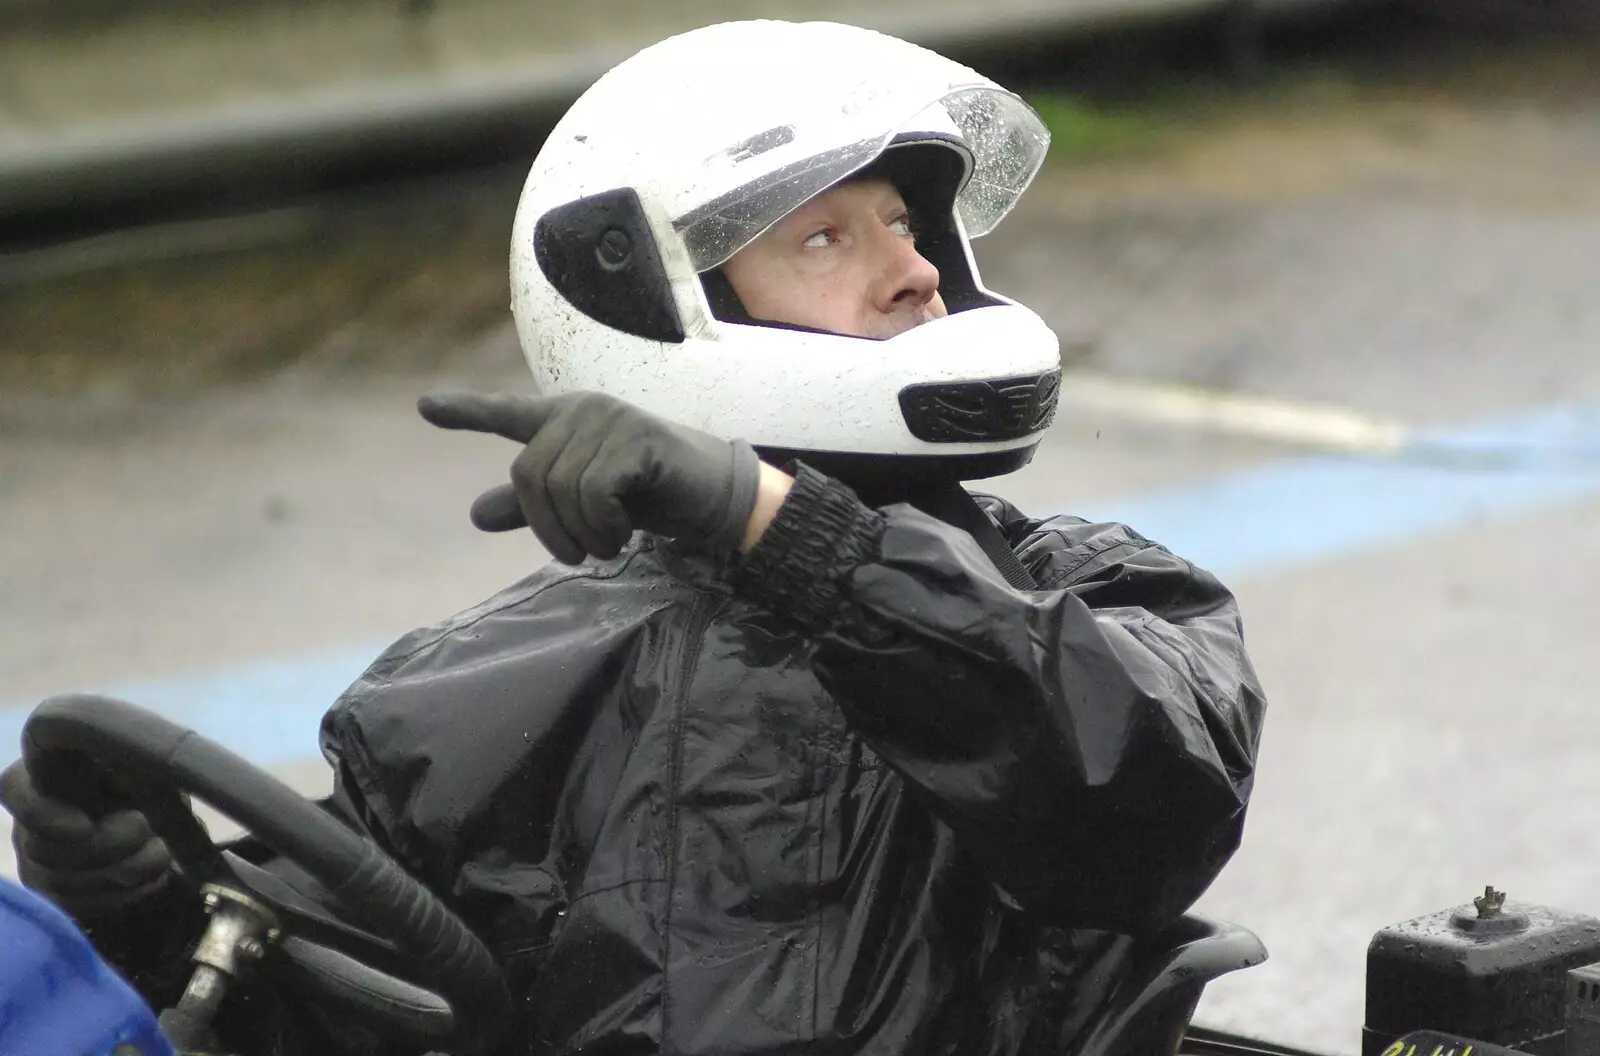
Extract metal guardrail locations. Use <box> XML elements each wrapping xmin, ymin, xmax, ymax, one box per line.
<box><xmin>0</xmin><ymin>0</ymin><xmax>1373</xmax><ymax>230</ymax></box>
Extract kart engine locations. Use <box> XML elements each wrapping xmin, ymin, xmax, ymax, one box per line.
<box><xmin>1365</xmin><ymin>886</ymin><xmax>1600</xmax><ymax>1056</ymax></box>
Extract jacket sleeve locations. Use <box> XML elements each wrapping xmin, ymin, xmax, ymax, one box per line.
<box><xmin>732</xmin><ymin>465</ymin><xmax>1267</xmax><ymax>934</ymax></box>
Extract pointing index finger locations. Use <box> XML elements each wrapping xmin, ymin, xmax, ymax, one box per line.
<box><xmin>417</xmin><ymin>391</ymin><xmax>561</xmax><ymax>444</ymax></box>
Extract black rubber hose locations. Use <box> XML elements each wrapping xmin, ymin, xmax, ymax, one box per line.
<box><xmin>21</xmin><ymin>693</ymin><xmax>514</xmax><ymax>1054</ymax></box>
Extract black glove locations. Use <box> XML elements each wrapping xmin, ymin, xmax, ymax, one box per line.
<box><xmin>0</xmin><ymin>758</ymin><xmax>173</xmax><ymax>919</ymax></box>
<box><xmin>419</xmin><ymin>391</ymin><xmax>763</xmax><ymax>565</ymax></box>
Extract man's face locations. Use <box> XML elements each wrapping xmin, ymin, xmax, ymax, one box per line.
<box><xmin>720</xmin><ymin>178</ymin><xmax>949</xmax><ymax>340</ymax></box>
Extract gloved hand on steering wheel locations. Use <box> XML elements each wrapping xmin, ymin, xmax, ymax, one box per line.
<box><xmin>0</xmin><ymin>758</ymin><xmax>172</xmax><ymax>921</ymax></box>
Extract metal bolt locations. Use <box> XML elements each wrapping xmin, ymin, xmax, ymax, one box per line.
<box><xmin>203</xmin><ymin>891</ymin><xmax>220</xmax><ymax>912</ymax></box>
<box><xmin>238</xmin><ymin>937</ymin><xmax>265</xmax><ymax>960</ymax></box>
<box><xmin>1475</xmin><ymin>885</ymin><xmax>1507</xmax><ymax>918</ymax></box>
<box><xmin>596</xmin><ymin>229</ymin><xmax>632</xmax><ymax>270</ymax></box>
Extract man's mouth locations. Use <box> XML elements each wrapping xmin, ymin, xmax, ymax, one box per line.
<box><xmin>873</xmin><ymin>307</ymin><xmax>940</xmax><ymax>340</ymax></box>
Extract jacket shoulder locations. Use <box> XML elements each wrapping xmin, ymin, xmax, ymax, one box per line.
<box><xmin>359</xmin><ymin>538</ymin><xmax>676</xmax><ymax>678</ymax></box>
<box><xmin>971</xmin><ymin>492</ymin><xmax>1191</xmax><ymax>592</ymax></box>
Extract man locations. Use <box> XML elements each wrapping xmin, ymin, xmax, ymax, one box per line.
<box><xmin>2</xmin><ymin>20</ymin><xmax>1266</xmax><ymax>1056</ymax></box>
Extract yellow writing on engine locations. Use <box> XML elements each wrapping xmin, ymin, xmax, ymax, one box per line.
<box><xmin>1380</xmin><ymin>1043</ymin><xmax>1474</xmax><ymax>1056</ymax></box>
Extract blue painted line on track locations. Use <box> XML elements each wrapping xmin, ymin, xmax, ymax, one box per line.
<box><xmin>4</xmin><ymin>400</ymin><xmax>1600</xmax><ymax>768</ymax></box>
<box><xmin>0</xmin><ymin>642</ymin><xmax>392</xmax><ymax>769</ymax></box>
<box><xmin>1075</xmin><ymin>403</ymin><xmax>1600</xmax><ymax>579</ymax></box>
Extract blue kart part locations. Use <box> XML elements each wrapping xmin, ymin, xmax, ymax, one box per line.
<box><xmin>0</xmin><ymin>876</ymin><xmax>175</xmax><ymax>1056</ymax></box>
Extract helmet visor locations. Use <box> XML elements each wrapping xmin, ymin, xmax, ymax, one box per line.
<box><xmin>672</xmin><ymin>85</ymin><xmax>1048</xmax><ymax>272</ymax></box>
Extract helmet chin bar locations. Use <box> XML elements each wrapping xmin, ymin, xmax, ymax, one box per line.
<box><xmin>769</xmin><ymin>367</ymin><xmax>1059</xmax><ymax>489</ymax></box>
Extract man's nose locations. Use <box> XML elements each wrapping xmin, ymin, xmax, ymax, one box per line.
<box><xmin>872</xmin><ymin>229</ymin><xmax>941</xmax><ymax>314</ymax></box>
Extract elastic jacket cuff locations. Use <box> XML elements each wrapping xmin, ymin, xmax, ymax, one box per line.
<box><xmin>733</xmin><ymin>463</ymin><xmax>883</xmax><ymax>632</ymax></box>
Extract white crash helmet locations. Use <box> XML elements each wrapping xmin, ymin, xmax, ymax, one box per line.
<box><xmin>510</xmin><ymin>19</ymin><xmax>1060</xmax><ymax>482</ymax></box>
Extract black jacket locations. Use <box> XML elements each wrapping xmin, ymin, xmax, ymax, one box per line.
<box><xmin>92</xmin><ymin>466</ymin><xmax>1263</xmax><ymax>1054</ymax></box>
<box><xmin>291</xmin><ymin>465</ymin><xmax>1266</xmax><ymax>1055</ymax></box>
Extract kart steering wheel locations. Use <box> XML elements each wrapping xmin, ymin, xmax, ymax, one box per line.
<box><xmin>20</xmin><ymin>693</ymin><xmax>514</xmax><ymax>1055</ymax></box>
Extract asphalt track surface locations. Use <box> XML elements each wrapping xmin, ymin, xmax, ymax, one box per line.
<box><xmin>6</xmin><ymin>38</ymin><xmax>1600</xmax><ymax>1054</ymax></box>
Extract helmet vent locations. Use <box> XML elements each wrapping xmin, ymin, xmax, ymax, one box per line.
<box><xmin>726</xmin><ymin>125</ymin><xmax>796</xmax><ymax>163</ymax></box>
<box><xmin>899</xmin><ymin>370</ymin><xmax>1061</xmax><ymax>443</ymax></box>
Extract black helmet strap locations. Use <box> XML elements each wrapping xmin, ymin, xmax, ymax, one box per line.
<box><xmin>838</xmin><ymin>475</ymin><xmax>1038</xmax><ymax>592</ymax></box>
<box><xmin>902</xmin><ymin>481</ymin><xmax>1041</xmax><ymax>592</ymax></box>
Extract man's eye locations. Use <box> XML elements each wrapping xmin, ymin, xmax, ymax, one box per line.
<box><xmin>888</xmin><ymin>216</ymin><xmax>915</xmax><ymax>238</ymax></box>
<box><xmin>803</xmin><ymin>229</ymin><xmax>835</xmax><ymax>248</ymax></box>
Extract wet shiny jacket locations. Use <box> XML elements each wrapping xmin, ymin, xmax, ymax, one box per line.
<box><xmin>316</xmin><ymin>467</ymin><xmax>1266</xmax><ymax>1055</ymax></box>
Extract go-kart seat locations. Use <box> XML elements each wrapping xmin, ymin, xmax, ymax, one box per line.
<box><xmin>1072</xmin><ymin>913</ymin><xmax>1267</xmax><ymax>1056</ymax></box>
